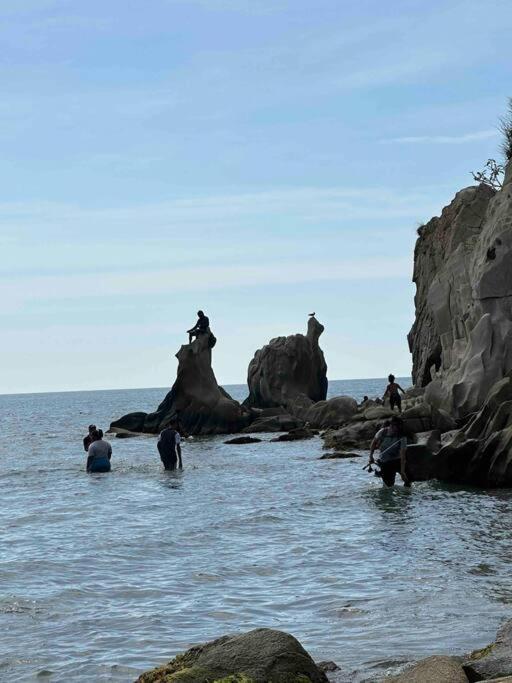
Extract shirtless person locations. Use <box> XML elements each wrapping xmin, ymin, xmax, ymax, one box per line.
<box><xmin>383</xmin><ymin>374</ymin><xmax>406</xmax><ymax>413</ymax></box>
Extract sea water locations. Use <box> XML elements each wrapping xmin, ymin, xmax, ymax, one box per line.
<box><xmin>1</xmin><ymin>378</ymin><xmax>512</xmax><ymax>682</ymax></box>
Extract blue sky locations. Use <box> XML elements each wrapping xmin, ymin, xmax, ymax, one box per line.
<box><xmin>1</xmin><ymin>0</ymin><xmax>511</xmax><ymax>393</ymax></box>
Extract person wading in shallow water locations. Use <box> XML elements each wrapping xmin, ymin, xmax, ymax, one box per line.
<box><xmin>368</xmin><ymin>416</ymin><xmax>410</xmax><ymax>488</ymax></box>
<box><xmin>86</xmin><ymin>429</ymin><xmax>112</xmax><ymax>473</ymax></box>
<box><xmin>187</xmin><ymin>310</ymin><xmax>210</xmax><ymax>344</ymax></box>
<box><xmin>83</xmin><ymin>424</ymin><xmax>96</xmax><ymax>452</ymax></box>
<box><xmin>383</xmin><ymin>374</ymin><xmax>406</xmax><ymax>413</ymax></box>
<box><xmin>157</xmin><ymin>423</ymin><xmax>183</xmax><ymax>471</ymax></box>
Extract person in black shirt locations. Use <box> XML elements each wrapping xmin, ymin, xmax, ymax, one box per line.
<box><xmin>83</xmin><ymin>424</ymin><xmax>96</xmax><ymax>452</ymax></box>
<box><xmin>187</xmin><ymin>310</ymin><xmax>210</xmax><ymax>343</ymax></box>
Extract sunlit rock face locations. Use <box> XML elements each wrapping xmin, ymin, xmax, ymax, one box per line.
<box><xmin>409</xmin><ymin>162</ymin><xmax>512</xmax><ymax>418</ymax></box>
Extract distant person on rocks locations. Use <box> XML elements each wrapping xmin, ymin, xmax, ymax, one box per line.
<box><xmin>368</xmin><ymin>416</ymin><xmax>410</xmax><ymax>488</ymax></box>
<box><xmin>83</xmin><ymin>424</ymin><xmax>96</xmax><ymax>452</ymax></box>
<box><xmin>157</xmin><ymin>423</ymin><xmax>183</xmax><ymax>471</ymax></box>
<box><xmin>383</xmin><ymin>374</ymin><xmax>406</xmax><ymax>413</ymax></box>
<box><xmin>86</xmin><ymin>429</ymin><xmax>112</xmax><ymax>473</ymax></box>
<box><xmin>187</xmin><ymin>310</ymin><xmax>210</xmax><ymax>344</ymax></box>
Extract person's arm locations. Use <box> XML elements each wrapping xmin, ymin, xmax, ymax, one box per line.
<box><xmin>108</xmin><ymin>443</ymin><xmax>112</xmax><ymax>460</ymax></box>
<box><xmin>369</xmin><ymin>435</ymin><xmax>381</xmax><ymax>463</ymax></box>
<box><xmin>86</xmin><ymin>454</ymin><xmax>93</xmax><ymax>471</ymax></box>
<box><xmin>83</xmin><ymin>437</ymin><xmax>89</xmax><ymax>452</ymax></box>
<box><xmin>177</xmin><ymin>443</ymin><xmax>182</xmax><ymax>469</ymax></box>
<box><xmin>382</xmin><ymin>386</ymin><xmax>390</xmax><ymax>400</ymax></box>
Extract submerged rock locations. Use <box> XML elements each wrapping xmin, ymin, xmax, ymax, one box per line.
<box><xmin>111</xmin><ymin>334</ymin><xmax>251</xmax><ymax>436</ymax></box>
<box><xmin>408</xmin><ymin>168</ymin><xmax>512</xmax><ymax>419</ymax></box>
<box><xmin>224</xmin><ymin>436</ymin><xmax>262</xmax><ymax>445</ymax></box>
<box><xmin>244</xmin><ymin>316</ymin><xmax>327</xmax><ymax>410</ymax></box>
<box><xmin>135</xmin><ymin>628</ymin><xmax>328</xmax><ymax>683</ymax></box>
<box><xmin>270</xmin><ymin>427</ymin><xmax>315</xmax><ymax>442</ymax></box>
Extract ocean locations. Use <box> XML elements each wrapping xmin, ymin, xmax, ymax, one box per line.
<box><xmin>1</xmin><ymin>377</ymin><xmax>512</xmax><ymax>682</ymax></box>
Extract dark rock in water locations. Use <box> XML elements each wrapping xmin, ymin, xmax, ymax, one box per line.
<box><xmin>224</xmin><ymin>436</ymin><xmax>262</xmax><ymax>444</ymax></box>
<box><xmin>316</xmin><ymin>660</ymin><xmax>340</xmax><ymax>673</ymax></box>
<box><xmin>319</xmin><ymin>452</ymin><xmax>361</xmax><ymax>459</ymax></box>
<box><xmin>244</xmin><ymin>316</ymin><xmax>327</xmax><ymax>409</ymax></box>
<box><xmin>463</xmin><ymin>619</ymin><xmax>512</xmax><ymax>681</ymax></box>
<box><xmin>270</xmin><ymin>428</ymin><xmax>315</xmax><ymax>442</ymax></box>
<box><xmin>386</xmin><ymin>655</ymin><xmax>467</xmax><ymax>682</ymax></box>
<box><xmin>114</xmin><ymin>431</ymin><xmax>141</xmax><ymax>439</ymax></box>
<box><xmin>110</xmin><ymin>334</ymin><xmax>251</xmax><ymax>436</ymax></box>
<box><xmin>242</xmin><ymin>414</ymin><xmax>304</xmax><ymax>434</ymax></box>
<box><xmin>135</xmin><ymin>628</ymin><xmax>328</xmax><ymax>683</ymax></box>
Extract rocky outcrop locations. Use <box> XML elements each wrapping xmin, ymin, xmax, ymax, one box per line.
<box><xmin>135</xmin><ymin>628</ymin><xmax>328</xmax><ymax>683</ymax></box>
<box><xmin>408</xmin><ymin>166</ymin><xmax>512</xmax><ymax>418</ymax></box>
<box><xmin>463</xmin><ymin>619</ymin><xmax>512</xmax><ymax>681</ymax></box>
<box><xmin>433</xmin><ymin>373</ymin><xmax>512</xmax><ymax>487</ymax></box>
<box><xmin>386</xmin><ymin>655</ymin><xmax>468</xmax><ymax>683</ymax></box>
<box><xmin>245</xmin><ymin>316</ymin><xmax>328</xmax><ymax>410</ymax></box>
<box><xmin>110</xmin><ymin>334</ymin><xmax>250</xmax><ymax>436</ymax></box>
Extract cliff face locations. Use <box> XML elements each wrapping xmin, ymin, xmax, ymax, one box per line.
<box><xmin>409</xmin><ymin>161</ymin><xmax>512</xmax><ymax>418</ymax></box>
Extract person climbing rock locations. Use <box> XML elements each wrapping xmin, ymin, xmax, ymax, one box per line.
<box><xmin>83</xmin><ymin>424</ymin><xmax>97</xmax><ymax>452</ymax></box>
<box><xmin>157</xmin><ymin>423</ymin><xmax>183</xmax><ymax>471</ymax></box>
<box><xmin>86</xmin><ymin>429</ymin><xmax>112</xmax><ymax>473</ymax></box>
<box><xmin>383</xmin><ymin>374</ymin><xmax>406</xmax><ymax>412</ymax></box>
<box><xmin>187</xmin><ymin>310</ymin><xmax>210</xmax><ymax>343</ymax></box>
<box><xmin>368</xmin><ymin>416</ymin><xmax>410</xmax><ymax>487</ymax></box>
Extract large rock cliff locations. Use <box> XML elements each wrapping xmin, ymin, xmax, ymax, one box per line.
<box><xmin>408</xmin><ymin>161</ymin><xmax>512</xmax><ymax>418</ymax></box>
<box><xmin>110</xmin><ymin>334</ymin><xmax>251</xmax><ymax>436</ymax></box>
<box><xmin>244</xmin><ymin>316</ymin><xmax>328</xmax><ymax>409</ymax></box>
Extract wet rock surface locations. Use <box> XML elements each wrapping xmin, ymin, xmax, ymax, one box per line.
<box><xmin>135</xmin><ymin>628</ymin><xmax>328</xmax><ymax>683</ymax></box>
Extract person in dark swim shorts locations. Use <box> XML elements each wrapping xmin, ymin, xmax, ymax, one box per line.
<box><xmin>383</xmin><ymin>374</ymin><xmax>406</xmax><ymax>412</ymax></box>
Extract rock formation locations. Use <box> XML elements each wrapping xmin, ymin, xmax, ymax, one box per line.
<box><xmin>244</xmin><ymin>316</ymin><xmax>328</xmax><ymax>410</ymax></box>
<box><xmin>408</xmin><ymin>162</ymin><xmax>512</xmax><ymax>418</ymax></box>
<box><xmin>110</xmin><ymin>333</ymin><xmax>250</xmax><ymax>436</ymax></box>
<box><xmin>135</xmin><ymin>628</ymin><xmax>328</xmax><ymax>683</ymax></box>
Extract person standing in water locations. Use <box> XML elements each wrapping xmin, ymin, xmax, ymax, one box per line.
<box><xmin>187</xmin><ymin>310</ymin><xmax>210</xmax><ymax>343</ymax></box>
<box><xmin>86</xmin><ymin>429</ymin><xmax>112</xmax><ymax>473</ymax></box>
<box><xmin>157</xmin><ymin>423</ymin><xmax>182</xmax><ymax>471</ymax></box>
<box><xmin>368</xmin><ymin>416</ymin><xmax>410</xmax><ymax>487</ymax></box>
<box><xmin>383</xmin><ymin>374</ymin><xmax>406</xmax><ymax>412</ymax></box>
<box><xmin>83</xmin><ymin>424</ymin><xmax>97</xmax><ymax>452</ymax></box>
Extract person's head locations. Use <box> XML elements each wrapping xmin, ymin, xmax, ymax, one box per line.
<box><xmin>388</xmin><ymin>374</ymin><xmax>395</xmax><ymax>383</ymax></box>
<box><xmin>91</xmin><ymin>429</ymin><xmax>102</xmax><ymax>441</ymax></box>
<box><xmin>389</xmin><ymin>415</ymin><xmax>404</xmax><ymax>435</ymax></box>
<box><xmin>363</xmin><ymin>395</ymin><xmax>369</xmax><ymax>402</ymax></box>
<box><xmin>197</xmin><ymin>310</ymin><xmax>204</xmax><ymax>318</ymax></box>
<box><xmin>88</xmin><ymin>424</ymin><xmax>96</xmax><ymax>435</ymax></box>
<box><xmin>169</xmin><ymin>421</ymin><xmax>178</xmax><ymax>431</ymax></box>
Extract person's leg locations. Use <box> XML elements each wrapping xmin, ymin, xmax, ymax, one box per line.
<box><xmin>380</xmin><ymin>461</ymin><xmax>397</xmax><ymax>487</ymax></box>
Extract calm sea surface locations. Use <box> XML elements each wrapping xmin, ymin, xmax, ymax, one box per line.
<box><xmin>2</xmin><ymin>378</ymin><xmax>512</xmax><ymax>682</ymax></box>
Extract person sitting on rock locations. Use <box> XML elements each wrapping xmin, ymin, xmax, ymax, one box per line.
<box><xmin>86</xmin><ymin>429</ymin><xmax>112</xmax><ymax>473</ymax></box>
<box><xmin>157</xmin><ymin>423</ymin><xmax>183</xmax><ymax>471</ymax></box>
<box><xmin>83</xmin><ymin>424</ymin><xmax>96</xmax><ymax>452</ymax></box>
<box><xmin>187</xmin><ymin>310</ymin><xmax>210</xmax><ymax>344</ymax></box>
<box><xmin>368</xmin><ymin>416</ymin><xmax>410</xmax><ymax>487</ymax></box>
<box><xmin>383</xmin><ymin>374</ymin><xmax>406</xmax><ymax>412</ymax></box>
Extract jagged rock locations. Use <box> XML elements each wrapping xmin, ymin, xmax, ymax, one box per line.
<box><xmin>224</xmin><ymin>436</ymin><xmax>262</xmax><ymax>444</ymax></box>
<box><xmin>110</xmin><ymin>334</ymin><xmax>251</xmax><ymax>436</ymax></box>
<box><xmin>241</xmin><ymin>414</ymin><xmax>304</xmax><ymax>434</ymax></box>
<box><xmin>463</xmin><ymin>619</ymin><xmax>512</xmax><ymax>681</ymax></box>
<box><xmin>386</xmin><ymin>655</ymin><xmax>468</xmax><ymax>682</ymax></box>
<box><xmin>135</xmin><ymin>628</ymin><xmax>328</xmax><ymax>683</ymax></box>
<box><xmin>408</xmin><ymin>169</ymin><xmax>512</xmax><ymax>419</ymax></box>
<box><xmin>244</xmin><ymin>316</ymin><xmax>327</xmax><ymax>409</ymax></box>
<box><xmin>433</xmin><ymin>374</ymin><xmax>512</xmax><ymax>486</ymax></box>
<box><xmin>322</xmin><ymin>419</ymin><xmax>383</xmax><ymax>450</ymax></box>
<box><xmin>301</xmin><ymin>396</ymin><xmax>358</xmax><ymax>428</ymax></box>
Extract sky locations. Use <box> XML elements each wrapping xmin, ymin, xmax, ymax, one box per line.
<box><xmin>1</xmin><ymin>0</ymin><xmax>511</xmax><ymax>394</ymax></box>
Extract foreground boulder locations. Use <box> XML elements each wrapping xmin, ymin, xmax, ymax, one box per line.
<box><xmin>244</xmin><ymin>316</ymin><xmax>327</xmax><ymax>410</ymax></box>
<box><xmin>386</xmin><ymin>655</ymin><xmax>468</xmax><ymax>682</ymax></box>
<box><xmin>111</xmin><ymin>334</ymin><xmax>250</xmax><ymax>436</ymax></box>
<box><xmin>408</xmin><ymin>168</ymin><xmax>512</xmax><ymax>419</ymax></box>
<box><xmin>463</xmin><ymin>619</ymin><xmax>512</xmax><ymax>681</ymax></box>
<box><xmin>135</xmin><ymin>628</ymin><xmax>328</xmax><ymax>683</ymax></box>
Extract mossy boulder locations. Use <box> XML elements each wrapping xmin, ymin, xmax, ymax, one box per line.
<box><xmin>463</xmin><ymin>619</ymin><xmax>512</xmax><ymax>680</ymax></box>
<box><xmin>135</xmin><ymin>629</ymin><xmax>327</xmax><ymax>683</ymax></box>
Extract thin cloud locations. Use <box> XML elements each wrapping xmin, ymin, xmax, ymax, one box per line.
<box><xmin>380</xmin><ymin>129</ymin><xmax>498</xmax><ymax>145</ymax></box>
